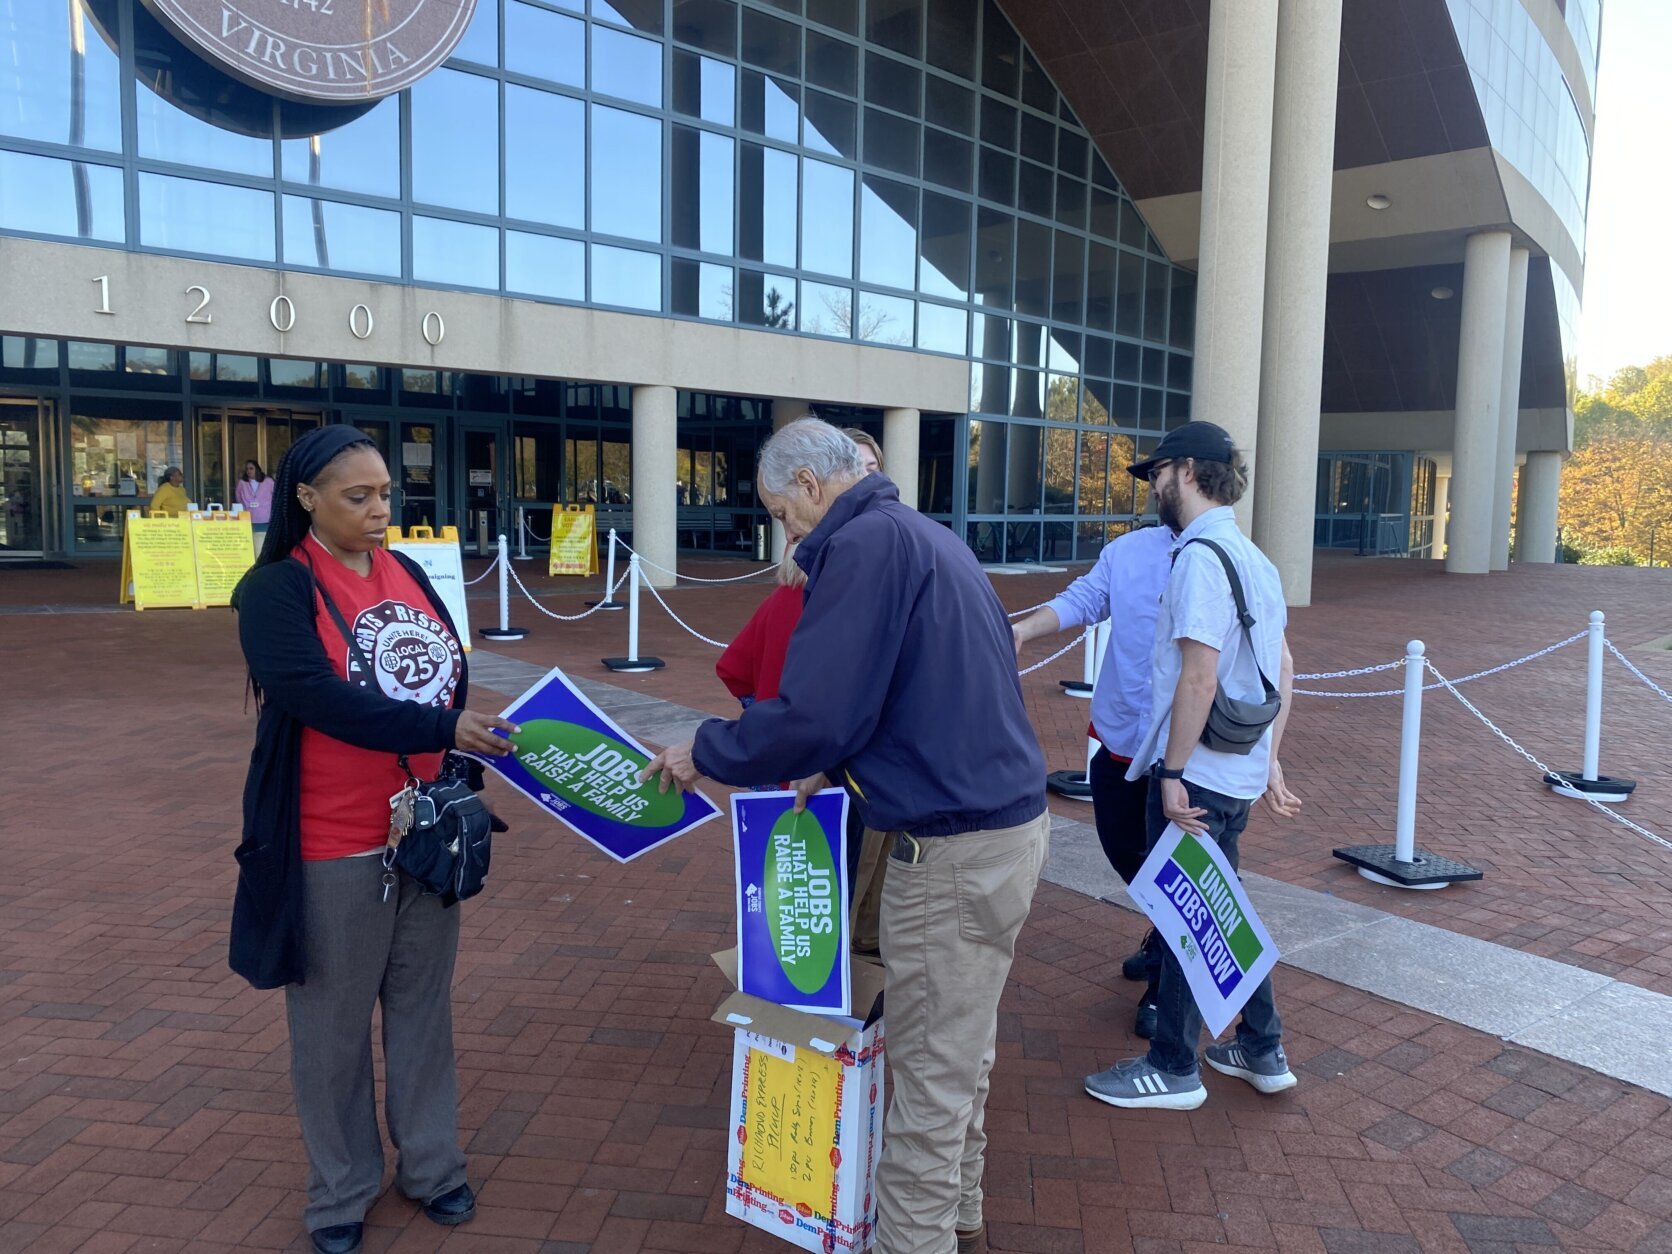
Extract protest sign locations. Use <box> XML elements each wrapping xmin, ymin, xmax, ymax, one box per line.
<box><xmin>1127</xmin><ymin>823</ymin><xmax>1280</xmax><ymax>1038</ymax></box>
<box><xmin>548</xmin><ymin>505</ymin><xmax>599</xmax><ymax>576</ymax></box>
<box><xmin>732</xmin><ymin>789</ymin><xmax>851</xmax><ymax>1017</ymax></box>
<box><xmin>476</xmin><ymin>666</ymin><xmax>720</xmax><ymax>861</ymax></box>
<box><xmin>386</xmin><ymin>525</ymin><xmax>472</xmax><ymax>650</ymax></box>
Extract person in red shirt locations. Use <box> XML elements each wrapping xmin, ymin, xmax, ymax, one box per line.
<box><xmin>716</xmin><ymin>545</ymin><xmax>807</xmax><ymax>710</ymax></box>
<box><xmin>232</xmin><ymin>425</ymin><xmax>517</xmax><ymax>1254</ymax></box>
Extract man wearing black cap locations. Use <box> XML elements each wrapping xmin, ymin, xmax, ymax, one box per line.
<box><xmin>1082</xmin><ymin>421</ymin><xmax>1303</xmax><ymax>1111</ymax></box>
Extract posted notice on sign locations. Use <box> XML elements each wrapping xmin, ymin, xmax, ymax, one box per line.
<box><xmin>732</xmin><ymin>790</ymin><xmax>851</xmax><ymax>1017</ymax></box>
<box><xmin>1128</xmin><ymin>823</ymin><xmax>1279</xmax><ymax>1038</ymax></box>
<box><xmin>474</xmin><ymin>667</ymin><xmax>720</xmax><ymax>861</ymax></box>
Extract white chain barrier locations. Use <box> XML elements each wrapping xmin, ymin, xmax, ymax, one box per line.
<box><xmin>1295</xmin><ymin>631</ymin><xmax>1588</xmax><ymax>698</ymax></box>
<box><xmin>616</xmin><ymin>539</ymin><xmax>778</xmax><ymax>584</ymax></box>
<box><xmin>521</xmin><ymin>512</ymin><xmax>551</xmax><ymax>543</ymax></box>
<box><xmin>462</xmin><ymin>551</ymin><xmax>501</xmax><ymax>587</ymax></box>
<box><xmin>506</xmin><ymin>561</ymin><xmax>629</xmax><ymax>622</ymax></box>
<box><xmin>640</xmin><ymin>578</ymin><xmax>733</xmax><ymax>648</ymax></box>
<box><xmin>1607</xmin><ymin>639</ymin><xmax>1672</xmax><ymax>707</ymax></box>
<box><xmin>1007</xmin><ymin>600</ymin><xmax>1050</xmax><ymax>620</ymax></box>
<box><xmin>1020</xmin><ymin>628</ymin><xmax>1091</xmax><ymax>676</ymax></box>
<box><xmin>1423</xmin><ymin>658</ymin><xmax>1672</xmax><ymax>854</ymax></box>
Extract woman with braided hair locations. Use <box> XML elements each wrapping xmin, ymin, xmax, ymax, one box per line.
<box><xmin>231</xmin><ymin>425</ymin><xmax>518</xmax><ymax>1254</ymax></box>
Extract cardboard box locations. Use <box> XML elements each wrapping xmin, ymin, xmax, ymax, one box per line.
<box><xmin>711</xmin><ymin>949</ymin><xmax>887</xmax><ymax>1253</ymax></box>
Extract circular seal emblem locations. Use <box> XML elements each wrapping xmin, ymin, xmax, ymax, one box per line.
<box><xmin>139</xmin><ymin>0</ymin><xmax>479</xmax><ymax>104</ymax></box>
<box><xmin>351</xmin><ymin>599</ymin><xmax>462</xmax><ymax>707</ymax></box>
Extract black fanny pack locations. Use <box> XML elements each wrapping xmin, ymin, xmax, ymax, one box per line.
<box><xmin>1186</xmin><ymin>538</ymin><xmax>1282</xmax><ymax>756</ymax></box>
<box><xmin>310</xmin><ymin>562</ymin><xmax>493</xmax><ymax>906</ymax></box>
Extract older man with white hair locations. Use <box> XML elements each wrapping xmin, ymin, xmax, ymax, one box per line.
<box><xmin>644</xmin><ymin>418</ymin><xmax>1048</xmax><ymax>1254</ymax></box>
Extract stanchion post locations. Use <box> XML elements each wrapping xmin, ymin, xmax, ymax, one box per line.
<box><xmin>480</xmin><ymin>535</ymin><xmax>529</xmax><ymax>640</ymax></box>
<box><xmin>1059</xmin><ymin>617</ymin><xmax>1103</xmax><ymax>699</ymax></box>
<box><xmin>603</xmin><ymin>553</ymin><xmax>664</xmax><ymax>672</ymax></box>
<box><xmin>515</xmin><ymin>508</ymin><xmax>530</xmax><ymax>561</ymax></box>
<box><xmin>588</xmin><ymin>527</ymin><xmax>626</xmax><ymax>611</ymax></box>
<box><xmin>1546</xmin><ymin>609</ymin><xmax>1636</xmax><ymax>802</ymax></box>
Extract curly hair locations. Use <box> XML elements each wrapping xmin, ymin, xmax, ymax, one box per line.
<box><xmin>1191</xmin><ymin>453</ymin><xmax>1249</xmax><ymax>506</ymax></box>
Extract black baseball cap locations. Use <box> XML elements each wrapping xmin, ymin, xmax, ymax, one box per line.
<box><xmin>1126</xmin><ymin>420</ymin><xmax>1238</xmax><ymax>480</ymax></box>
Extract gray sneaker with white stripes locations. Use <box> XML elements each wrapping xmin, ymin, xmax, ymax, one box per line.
<box><xmin>1083</xmin><ymin>1057</ymin><xmax>1206</xmax><ymax>1110</ymax></box>
<box><xmin>1204</xmin><ymin>1041</ymin><xmax>1297</xmax><ymax>1094</ymax></box>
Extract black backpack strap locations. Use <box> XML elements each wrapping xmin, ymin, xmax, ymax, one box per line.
<box><xmin>1184</xmin><ymin>537</ymin><xmax>1278</xmax><ymax>699</ymax></box>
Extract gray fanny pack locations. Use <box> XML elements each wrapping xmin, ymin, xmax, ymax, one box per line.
<box><xmin>1187</xmin><ymin>538</ymin><xmax>1281</xmax><ymax>756</ymax></box>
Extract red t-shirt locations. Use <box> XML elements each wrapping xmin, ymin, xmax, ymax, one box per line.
<box><xmin>716</xmin><ymin>584</ymin><xmax>804</xmax><ymax>702</ymax></box>
<box><xmin>297</xmin><ymin>536</ymin><xmax>462</xmax><ymax>860</ymax></box>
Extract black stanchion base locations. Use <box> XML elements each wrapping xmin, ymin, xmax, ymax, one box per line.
<box><xmin>1544</xmin><ymin>771</ymin><xmax>1637</xmax><ymax>803</ymax></box>
<box><xmin>603</xmin><ymin>656</ymin><xmax>665</xmax><ymax>673</ymax></box>
<box><xmin>480</xmin><ymin>627</ymin><xmax>530</xmax><ymax>640</ymax></box>
<box><xmin>1046</xmin><ymin>769</ymin><xmax>1093</xmax><ymax>800</ymax></box>
<box><xmin>586</xmin><ymin>599</ymin><xmax>627</xmax><ymax>611</ymax></box>
<box><xmin>1059</xmin><ymin>680</ymin><xmax>1093</xmax><ymax>699</ymax></box>
<box><xmin>1332</xmin><ymin>844</ymin><xmax>1483</xmax><ymax>890</ymax></box>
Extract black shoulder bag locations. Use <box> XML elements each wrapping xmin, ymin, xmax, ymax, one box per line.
<box><xmin>1185</xmin><ymin>538</ymin><xmax>1282</xmax><ymax>756</ymax></box>
<box><xmin>311</xmin><ymin>568</ymin><xmax>493</xmax><ymax>906</ymax></box>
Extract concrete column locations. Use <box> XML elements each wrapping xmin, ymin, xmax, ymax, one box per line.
<box><xmin>1446</xmin><ymin>232</ymin><xmax>1512</xmax><ymax>575</ymax></box>
<box><xmin>1432</xmin><ymin>472</ymin><xmax>1451</xmax><ymax>559</ymax></box>
<box><xmin>883</xmin><ymin>407</ymin><xmax>920</xmax><ymax>509</ymax></box>
<box><xmin>631</xmin><ymin>384</ymin><xmax>678</xmax><ymax>588</ymax></box>
<box><xmin>1192</xmin><ymin>0</ymin><xmax>1280</xmax><ymax>530</ymax></box>
<box><xmin>767</xmin><ymin>398</ymin><xmax>810</xmax><ymax>559</ymax></box>
<box><xmin>1251</xmin><ymin>0</ymin><xmax>1343</xmax><ymax>606</ymax></box>
<box><xmin>1490</xmin><ymin>247</ymin><xmax>1530</xmax><ymax>570</ymax></box>
<box><xmin>1516</xmin><ymin>451</ymin><xmax>1561</xmax><ymax>563</ymax></box>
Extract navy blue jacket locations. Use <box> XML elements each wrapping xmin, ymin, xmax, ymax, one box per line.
<box><xmin>693</xmin><ymin>475</ymin><xmax>1046</xmax><ymax>837</ymax></box>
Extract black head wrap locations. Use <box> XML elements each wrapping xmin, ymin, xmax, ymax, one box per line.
<box><xmin>287</xmin><ymin>423</ymin><xmax>375</xmax><ymax>486</ymax></box>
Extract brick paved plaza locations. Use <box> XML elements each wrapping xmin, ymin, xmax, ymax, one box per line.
<box><xmin>2</xmin><ymin>555</ymin><xmax>1671</xmax><ymax>1252</ymax></box>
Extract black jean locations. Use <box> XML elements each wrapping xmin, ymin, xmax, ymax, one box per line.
<box><xmin>1091</xmin><ymin>749</ymin><xmax>1165</xmax><ymax>994</ymax></box>
<box><xmin>1143</xmin><ymin>775</ymin><xmax>1282</xmax><ymax>1076</ymax></box>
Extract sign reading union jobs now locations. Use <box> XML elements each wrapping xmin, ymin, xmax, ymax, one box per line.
<box><xmin>141</xmin><ymin>0</ymin><xmax>479</xmax><ymax>103</ymax></box>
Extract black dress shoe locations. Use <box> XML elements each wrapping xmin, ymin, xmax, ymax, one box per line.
<box><xmin>1134</xmin><ymin>1001</ymin><xmax>1159</xmax><ymax>1039</ymax></box>
<box><xmin>423</xmin><ymin>1182</ymin><xmax>476</xmax><ymax>1226</ymax></box>
<box><xmin>309</xmin><ymin>1222</ymin><xmax>363</xmax><ymax>1254</ymax></box>
<box><xmin>1122</xmin><ymin>929</ymin><xmax>1156</xmax><ymax>980</ymax></box>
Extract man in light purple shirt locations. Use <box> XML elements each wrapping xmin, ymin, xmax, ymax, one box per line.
<box><xmin>1012</xmin><ymin>522</ymin><xmax>1174</xmax><ymax>1035</ymax></box>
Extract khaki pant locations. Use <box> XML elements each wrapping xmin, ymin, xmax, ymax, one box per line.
<box><xmin>849</xmin><ymin>827</ymin><xmax>890</xmax><ymax>955</ymax></box>
<box><xmin>873</xmin><ymin>811</ymin><xmax>1050</xmax><ymax>1254</ymax></box>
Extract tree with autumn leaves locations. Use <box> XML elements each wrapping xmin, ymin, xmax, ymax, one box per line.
<box><xmin>1558</xmin><ymin>357</ymin><xmax>1672</xmax><ymax>565</ymax></box>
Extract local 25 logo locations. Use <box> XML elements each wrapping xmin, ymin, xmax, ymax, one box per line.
<box><xmin>351</xmin><ymin>600</ymin><xmax>461</xmax><ymax>707</ymax></box>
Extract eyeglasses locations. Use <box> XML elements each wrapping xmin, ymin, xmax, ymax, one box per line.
<box><xmin>1146</xmin><ymin>461</ymin><xmax>1173</xmax><ymax>484</ymax></box>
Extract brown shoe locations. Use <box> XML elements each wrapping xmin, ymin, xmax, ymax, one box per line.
<box><xmin>956</xmin><ymin>1224</ymin><xmax>988</xmax><ymax>1254</ymax></box>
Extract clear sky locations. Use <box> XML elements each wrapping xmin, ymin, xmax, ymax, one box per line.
<box><xmin>1576</xmin><ymin>0</ymin><xmax>1672</xmax><ymax>386</ymax></box>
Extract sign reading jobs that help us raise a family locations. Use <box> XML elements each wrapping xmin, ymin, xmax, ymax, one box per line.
<box><xmin>472</xmin><ymin>667</ymin><xmax>721</xmax><ymax>862</ymax></box>
<box><xmin>731</xmin><ymin>790</ymin><xmax>852</xmax><ymax>1017</ymax></box>
<box><xmin>1127</xmin><ymin>823</ymin><xmax>1280</xmax><ymax>1039</ymax></box>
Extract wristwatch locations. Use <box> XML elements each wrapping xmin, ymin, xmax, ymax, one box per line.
<box><xmin>1155</xmin><ymin>766</ymin><xmax>1186</xmax><ymax>780</ymax></box>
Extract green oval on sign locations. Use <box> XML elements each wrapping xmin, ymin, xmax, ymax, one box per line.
<box><xmin>510</xmin><ymin>718</ymin><xmax>687</xmax><ymax>827</ymax></box>
<box><xmin>763</xmin><ymin>808</ymin><xmax>841</xmax><ymax>995</ymax></box>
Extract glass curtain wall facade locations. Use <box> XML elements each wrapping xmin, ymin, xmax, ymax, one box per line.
<box><xmin>0</xmin><ymin>0</ymin><xmax>1193</xmax><ymax>560</ymax></box>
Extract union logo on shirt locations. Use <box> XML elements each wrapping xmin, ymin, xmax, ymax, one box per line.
<box><xmin>350</xmin><ymin>600</ymin><xmax>461</xmax><ymax>708</ymax></box>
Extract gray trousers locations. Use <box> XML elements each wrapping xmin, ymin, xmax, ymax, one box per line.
<box><xmin>285</xmin><ymin>856</ymin><xmax>468</xmax><ymax>1229</ymax></box>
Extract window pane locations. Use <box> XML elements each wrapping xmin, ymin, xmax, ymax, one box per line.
<box><xmin>968</xmin><ymin>419</ymin><xmax>1005</xmax><ymax>513</ymax></box>
<box><xmin>507</xmin><ymin>86</ymin><xmax>585</xmax><ymax>227</ymax></box>
<box><xmin>974</xmin><ymin>208</ymin><xmax>1013</xmax><ymax>310</ymax></box>
<box><xmin>1115</xmin><ymin>249</ymin><xmax>1143</xmax><ymax>335</ymax></box>
<box><xmin>1086</xmin><ymin>244</ymin><xmax>1115</xmax><ymax>333</ymax></box>
<box><xmin>507</xmin><ymin>231</ymin><xmax>584</xmax><ymax>300</ymax></box>
<box><xmin>804</xmin><ymin>89</ymin><xmax>855</xmax><ymax>156</ymax></box>
<box><xmin>1014</xmin><ymin>219</ymin><xmax>1051</xmax><ymax>320</ymax></box>
<box><xmin>857</xmin><ymin>291</ymin><xmax>913</xmax><ymax>345</ymax></box>
<box><xmin>1143</xmin><ymin>258</ymin><xmax>1169</xmax><ymax>341</ymax></box>
<box><xmin>505</xmin><ymin>2</ymin><xmax>585</xmax><ymax>83</ymax></box>
<box><xmin>864</xmin><ymin>108</ymin><xmax>919</xmax><ymax>177</ymax></box>
<box><xmin>451</xmin><ymin>0</ymin><xmax>499</xmax><ymax>63</ymax></box>
<box><xmin>595</xmin><ymin>0</ymin><xmax>664</xmax><ymax>33</ymax></box>
<box><xmin>978</xmin><ymin>147</ymin><xmax>1014</xmax><ymax>206</ymax></box>
<box><xmin>1045</xmin><ymin>428</ymin><xmax>1075</xmax><ymax>513</ymax></box>
<box><xmin>860</xmin><ymin>175</ymin><xmax>917</xmax><ymax>290</ymax></box>
<box><xmin>139</xmin><ymin>174</ymin><xmax>272</xmax><ymax>261</ymax></box>
<box><xmin>917</xmin><ymin>302</ymin><xmax>966</xmax><ymax>355</ymax></box>
<box><xmin>671</xmin><ymin>258</ymin><xmax>734</xmax><ymax>319</ymax></box>
<box><xmin>136</xmin><ymin>85</ymin><xmax>272</xmax><ymax>177</ymax></box>
<box><xmin>672</xmin><ymin>0</ymin><xmax>738</xmax><ymax>55</ymax></box>
<box><xmin>411</xmin><ymin>69</ymin><xmax>499</xmax><ymax>213</ymax></box>
<box><xmin>741</xmin><ymin>8</ymin><xmax>800</xmax><ymax>75</ymax></box>
<box><xmin>1055</xmin><ymin>175</ymin><xmax>1087</xmax><ymax>230</ymax></box>
<box><xmin>865</xmin><ymin>53</ymin><xmax>920</xmax><ymax>116</ymax></box>
<box><xmin>591</xmin><ymin>243</ymin><xmax>662</xmax><ymax>310</ymax></box>
<box><xmin>981</xmin><ymin>0</ymin><xmax>1019</xmax><ymax>95</ymax></box>
<box><xmin>923</xmin><ymin>129</ymin><xmax>972</xmax><ymax>191</ymax></box>
<box><xmin>807</xmin><ymin>32</ymin><xmax>858</xmax><ymax>94</ymax></box>
<box><xmin>742</xmin><ymin>70</ymin><xmax>799</xmax><ymax>141</ymax></box>
<box><xmin>739</xmin><ymin>271</ymin><xmax>798</xmax><ymax>328</ymax></box>
<box><xmin>1006</xmin><ymin>425</ymin><xmax>1042</xmax><ymax>514</ymax></box>
<box><xmin>590</xmin><ymin>105</ymin><xmax>662</xmax><ymax>243</ymax></box>
<box><xmin>807</xmin><ymin>0</ymin><xmax>859</xmax><ymax>34</ymax></box>
<box><xmin>924</xmin><ymin>76</ymin><xmax>973</xmax><ymax>135</ymax></box>
<box><xmin>413</xmin><ymin>216</ymin><xmax>498</xmax><ymax>288</ymax></box>
<box><xmin>593</xmin><ymin>26</ymin><xmax>663</xmax><ymax>106</ymax></box>
<box><xmin>282</xmin><ymin>197</ymin><xmax>401</xmax><ymax>275</ymax></box>
<box><xmin>867</xmin><ymin>0</ymin><xmax>922</xmax><ymax>58</ymax></box>
<box><xmin>1017</xmin><ymin>160</ymin><xmax>1052</xmax><ymax>218</ymax></box>
<box><xmin>1078</xmin><ymin>430</ymin><xmax>1109</xmax><ymax>513</ymax></box>
<box><xmin>926</xmin><ymin>0</ymin><xmax>977</xmax><ymax>79</ymax></box>
<box><xmin>1053</xmin><ymin>230</ymin><xmax>1085</xmax><ymax>324</ymax></box>
<box><xmin>740</xmin><ymin>143</ymin><xmax>799</xmax><ymax>267</ymax></box>
<box><xmin>800</xmin><ymin>282</ymin><xmax>852</xmax><ymax>337</ymax></box>
<box><xmin>919</xmin><ymin>191</ymin><xmax>970</xmax><ymax>300</ymax></box>
<box><xmin>672</xmin><ymin>127</ymin><xmax>735</xmax><ymax>254</ymax></box>
<box><xmin>0</xmin><ymin>150</ymin><xmax>124</xmax><ymax>243</ymax></box>
<box><xmin>674</xmin><ymin>51</ymin><xmax>737</xmax><ymax>125</ymax></box>
<box><xmin>0</xmin><ymin>0</ymin><xmax>122</xmax><ymax>150</ymax></box>
<box><xmin>801</xmin><ymin>158</ymin><xmax>854</xmax><ymax>278</ymax></box>
<box><xmin>282</xmin><ymin>100</ymin><xmax>400</xmax><ymax>198</ymax></box>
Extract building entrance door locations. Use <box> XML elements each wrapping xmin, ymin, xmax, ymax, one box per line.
<box><xmin>195</xmin><ymin>407</ymin><xmax>322</xmax><ymax>512</ymax></box>
<box><xmin>0</xmin><ymin>399</ymin><xmax>48</xmax><ymax>557</ymax></box>
<box><xmin>457</xmin><ymin>418</ymin><xmax>511</xmax><ymax>555</ymax></box>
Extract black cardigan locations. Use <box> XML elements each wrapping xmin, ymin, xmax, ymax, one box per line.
<box><xmin>231</xmin><ymin>552</ymin><xmax>468</xmax><ymax>989</ymax></box>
